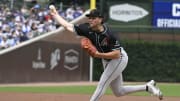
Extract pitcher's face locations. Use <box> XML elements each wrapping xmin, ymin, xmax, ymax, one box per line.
<box><xmin>88</xmin><ymin>17</ymin><xmax>103</xmax><ymax>29</ymax></box>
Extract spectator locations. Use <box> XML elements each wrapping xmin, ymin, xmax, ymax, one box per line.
<box><xmin>37</xmin><ymin>21</ymin><xmax>45</xmax><ymax>35</ymax></box>
<box><xmin>21</xmin><ymin>21</ymin><xmax>31</xmax><ymax>42</ymax></box>
<box><xmin>65</xmin><ymin>5</ymin><xmax>75</xmax><ymax>21</ymax></box>
<box><xmin>11</xmin><ymin>30</ymin><xmax>20</xmax><ymax>45</ymax></box>
<box><xmin>6</xmin><ymin>35</ymin><xmax>16</xmax><ymax>48</ymax></box>
<box><xmin>0</xmin><ymin>3</ymin><xmax>84</xmax><ymax>50</ymax></box>
<box><xmin>0</xmin><ymin>35</ymin><xmax>7</xmax><ymax>49</ymax></box>
<box><xmin>73</xmin><ymin>7</ymin><xmax>83</xmax><ymax>19</ymax></box>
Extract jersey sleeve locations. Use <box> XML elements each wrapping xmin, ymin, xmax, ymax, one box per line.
<box><xmin>73</xmin><ymin>23</ymin><xmax>89</xmax><ymax>36</ymax></box>
<box><xmin>110</xmin><ymin>35</ymin><xmax>121</xmax><ymax>51</ymax></box>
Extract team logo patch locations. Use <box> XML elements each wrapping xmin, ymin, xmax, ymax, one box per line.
<box><xmin>101</xmin><ymin>38</ymin><xmax>109</xmax><ymax>46</ymax></box>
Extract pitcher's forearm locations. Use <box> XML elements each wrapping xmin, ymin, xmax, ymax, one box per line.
<box><xmin>53</xmin><ymin>14</ymin><xmax>74</xmax><ymax>32</ymax></box>
<box><xmin>95</xmin><ymin>50</ymin><xmax>120</xmax><ymax>59</ymax></box>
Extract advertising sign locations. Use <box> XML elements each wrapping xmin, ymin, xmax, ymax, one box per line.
<box><xmin>153</xmin><ymin>1</ymin><xmax>180</xmax><ymax>28</ymax></box>
<box><xmin>109</xmin><ymin>3</ymin><xmax>149</xmax><ymax>22</ymax></box>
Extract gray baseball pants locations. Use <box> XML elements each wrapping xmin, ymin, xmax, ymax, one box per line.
<box><xmin>90</xmin><ymin>48</ymin><xmax>146</xmax><ymax>101</ymax></box>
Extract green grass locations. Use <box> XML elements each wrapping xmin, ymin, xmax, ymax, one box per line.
<box><xmin>0</xmin><ymin>86</ymin><xmax>96</xmax><ymax>94</ymax></box>
<box><xmin>0</xmin><ymin>83</ymin><xmax>179</xmax><ymax>97</ymax></box>
<box><xmin>130</xmin><ymin>83</ymin><xmax>180</xmax><ymax>97</ymax></box>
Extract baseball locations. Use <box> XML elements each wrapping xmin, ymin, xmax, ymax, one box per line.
<box><xmin>49</xmin><ymin>5</ymin><xmax>55</xmax><ymax>10</ymax></box>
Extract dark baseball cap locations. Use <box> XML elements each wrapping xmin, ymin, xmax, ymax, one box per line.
<box><xmin>86</xmin><ymin>9</ymin><xmax>103</xmax><ymax>18</ymax></box>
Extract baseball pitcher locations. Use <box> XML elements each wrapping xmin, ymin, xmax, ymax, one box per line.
<box><xmin>49</xmin><ymin>5</ymin><xmax>163</xmax><ymax>101</ymax></box>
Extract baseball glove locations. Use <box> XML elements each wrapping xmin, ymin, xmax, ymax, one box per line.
<box><xmin>81</xmin><ymin>38</ymin><xmax>97</xmax><ymax>57</ymax></box>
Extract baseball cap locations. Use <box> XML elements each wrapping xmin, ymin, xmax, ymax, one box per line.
<box><xmin>86</xmin><ymin>9</ymin><xmax>103</xmax><ymax>18</ymax></box>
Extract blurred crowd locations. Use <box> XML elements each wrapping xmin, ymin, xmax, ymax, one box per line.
<box><xmin>0</xmin><ymin>3</ymin><xmax>84</xmax><ymax>50</ymax></box>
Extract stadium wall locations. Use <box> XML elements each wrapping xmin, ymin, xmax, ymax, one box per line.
<box><xmin>0</xmin><ymin>32</ymin><xmax>90</xmax><ymax>83</ymax></box>
<box><xmin>0</xmin><ymin>10</ymin><xmax>91</xmax><ymax>83</ymax></box>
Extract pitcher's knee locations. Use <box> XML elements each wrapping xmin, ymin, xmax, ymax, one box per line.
<box><xmin>113</xmin><ymin>91</ymin><xmax>126</xmax><ymax>97</ymax></box>
<box><xmin>112</xmin><ymin>87</ymin><xmax>126</xmax><ymax>97</ymax></box>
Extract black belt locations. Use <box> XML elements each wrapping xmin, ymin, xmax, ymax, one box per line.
<box><xmin>102</xmin><ymin>48</ymin><xmax>122</xmax><ymax>62</ymax></box>
<box><xmin>103</xmin><ymin>59</ymin><xmax>112</xmax><ymax>62</ymax></box>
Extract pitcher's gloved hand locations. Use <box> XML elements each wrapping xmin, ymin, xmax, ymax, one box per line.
<box><xmin>81</xmin><ymin>38</ymin><xmax>97</xmax><ymax>57</ymax></box>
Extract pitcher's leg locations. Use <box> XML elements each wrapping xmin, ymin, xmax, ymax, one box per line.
<box><xmin>90</xmin><ymin>74</ymin><xmax>111</xmax><ymax>101</ymax></box>
<box><xmin>110</xmin><ymin>74</ymin><xmax>146</xmax><ymax>96</ymax></box>
<box><xmin>90</xmin><ymin>59</ymin><xmax>123</xmax><ymax>101</ymax></box>
<box><xmin>110</xmin><ymin>48</ymin><xmax>146</xmax><ymax>96</ymax></box>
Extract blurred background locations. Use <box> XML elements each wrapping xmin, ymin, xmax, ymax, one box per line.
<box><xmin>0</xmin><ymin>0</ymin><xmax>179</xmax><ymax>83</ymax></box>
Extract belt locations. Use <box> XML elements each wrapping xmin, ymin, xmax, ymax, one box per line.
<box><xmin>103</xmin><ymin>59</ymin><xmax>112</xmax><ymax>62</ymax></box>
<box><xmin>102</xmin><ymin>47</ymin><xmax>123</xmax><ymax>61</ymax></box>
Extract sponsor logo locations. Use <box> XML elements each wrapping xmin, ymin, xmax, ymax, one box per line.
<box><xmin>32</xmin><ymin>48</ymin><xmax>61</xmax><ymax>70</ymax></box>
<box><xmin>64</xmin><ymin>49</ymin><xmax>79</xmax><ymax>70</ymax></box>
<box><xmin>157</xmin><ymin>18</ymin><xmax>180</xmax><ymax>28</ymax></box>
<box><xmin>32</xmin><ymin>48</ymin><xmax>46</xmax><ymax>69</ymax></box>
<box><xmin>32</xmin><ymin>48</ymin><xmax>79</xmax><ymax>71</ymax></box>
<box><xmin>155</xmin><ymin>2</ymin><xmax>180</xmax><ymax>28</ymax></box>
<box><xmin>109</xmin><ymin>3</ymin><xmax>148</xmax><ymax>22</ymax></box>
<box><xmin>172</xmin><ymin>3</ymin><xmax>180</xmax><ymax>17</ymax></box>
<box><xmin>50</xmin><ymin>49</ymin><xmax>61</xmax><ymax>70</ymax></box>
